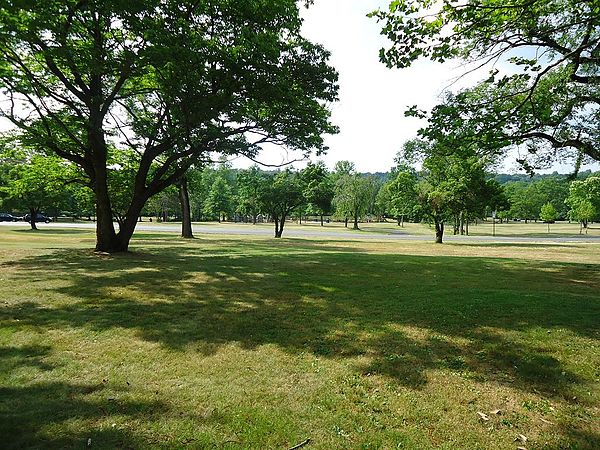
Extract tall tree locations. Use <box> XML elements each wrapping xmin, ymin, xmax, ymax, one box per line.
<box><xmin>372</xmin><ymin>0</ymin><xmax>600</xmax><ymax>169</ymax></box>
<box><xmin>177</xmin><ymin>175</ymin><xmax>193</xmax><ymax>238</ymax></box>
<box><xmin>401</xmin><ymin>138</ymin><xmax>504</xmax><ymax>243</ymax></box>
<box><xmin>0</xmin><ymin>1</ymin><xmax>338</xmax><ymax>252</ymax></box>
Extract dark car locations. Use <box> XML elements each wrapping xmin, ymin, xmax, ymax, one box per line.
<box><xmin>23</xmin><ymin>213</ymin><xmax>52</xmax><ymax>223</ymax></box>
<box><xmin>0</xmin><ymin>213</ymin><xmax>18</xmax><ymax>222</ymax></box>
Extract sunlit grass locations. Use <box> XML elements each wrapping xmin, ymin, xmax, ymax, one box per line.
<box><xmin>1</xmin><ymin>228</ymin><xmax>599</xmax><ymax>449</ymax></box>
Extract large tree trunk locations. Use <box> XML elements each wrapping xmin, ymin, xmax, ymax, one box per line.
<box><xmin>320</xmin><ymin>214</ymin><xmax>324</xmax><ymax>226</ymax></box>
<box><xmin>178</xmin><ymin>177</ymin><xmax>193</xmax><ymax>238</ymax></box>
<box><xmin>94</xmin><ymin>167</ymin><xmax>122</xmax><ymax>253</ymax></box>
<box><xmin>28</xmin><ymin>207</ymin><xmax>38</xmax><ymax>230</ymax></box>
<box><xmin>344</xmin><ymin>217</ymin><xmax>348</xmax><ymax>228</ymax></box>
<box><xmin>434</xmin><ymin>219</ymin><xmax>444</xmax><ymax>244</ymax></box>
<box><xmin>279</xmin><ymin>216</ymin><xmax>286</xmax><ymax>237</ymax></box>
<box><xmin>353</xmin><ymin>214</ymin><xmax>359</xmax><ymax>230</ymax></box>
<box><xmin>274</xmin><ymin>217</ymin><xmax>280</xmax><ymax>237</ymax></box>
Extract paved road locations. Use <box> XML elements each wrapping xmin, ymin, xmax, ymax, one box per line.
<box><xmin>2</xmin><ymin>220</ymin><xmax>600</xmax><ymax>243</ymax></box>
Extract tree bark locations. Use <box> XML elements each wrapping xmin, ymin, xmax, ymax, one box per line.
<box><xmin>344</xmin><ymin>217</ymin><xmax>348</xmax><ymax>228</ymax></box>
<box><xmin>353</xmin><ymin>214</ymin><xmax>359</xmax><ymax>230</ymax></box>
<box><xmin>94</xmin><ymin>166</ymin><xmax>122</xmax><ymax>252</ymax></box>
<box><xmin>434</xmin><ymin>219</ymin><xmax>444</xmax><ymax>244</ymax></box>
<box><xmin>178</xmin><ymin>177</ymin><xmax>193</xmax><ymax>238</ymax></box>
<box><xmin>274</xmin><ymin>217</ymin><xmax>280</xmax><ymax>237</ymax></box>
<box><xmin>320</xmin><ymin>214</ymin><xmax>324</xmax><ymax>226</ymax></box>
<box><xmin>29</xmin><ymin>207</ymin><xmax>38</xmax><ymax>230</ymax></box>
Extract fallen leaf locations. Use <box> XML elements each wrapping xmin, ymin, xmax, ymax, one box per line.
<box><xmin>516</xmin><ymin>447</ymin><xmax>528</xmax><ymax>450</ymax></box>
<box><xmin>490</xmin><ymin>409</ymin><xmax>502</xmax><ymax>415</ymax></box>
<box><xmin>477</xmin><ymin>412</ymin><xmax>490</xmax><ymax>421</ymax></box>
<box><xmin>540</xmin><ymin>418</ymin><xmax>555</xmax><ymax>425</ymax></box>
<box><xmin>515</xmin><ymin>433</ymin><xmax>528</xmax><ymax>443</ymax></box>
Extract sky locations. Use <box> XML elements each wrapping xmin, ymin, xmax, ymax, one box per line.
<box><xmin>236</xmin><ymin>0</ymin><xmax>599</xmax><ymax>175</ymax></box>
<box><xmin>235</xmin><ymin>0</ymin><xmax>452</xmax><ymax>172</ymax></box>
<box><xmin>1</xmin><ymin>1</ymin><xmax>597</xmax><ymax>175</ymax></box>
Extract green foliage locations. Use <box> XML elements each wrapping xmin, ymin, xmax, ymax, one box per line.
<box><xmin>301</xmin><ymin>161</ymin><xmax>334</xmax><ymax>219</ymax></box>
<box><xmin>502</xmin><ymin>177</ymin><xmax>568</xmax><ymax>221</ymax></box>
<box><xmin>204</xmin><ymin>177</ymin><xmax>233</xmax><ymax>221</ymax></box>
<box><xmin>399</xmin><ymin>138</ymin><xmax>507</xmax><ymax>241</ymax></box>
<box><xmin>540</xmin><ymin>202</ymin><xmax>558</xmax><ymax>224</ymax></box>
<box><xmin>236</xmin><ymin>166</ymin><xmax>268</xmax><ymax>223</ymax></box>
<box><xmin>259</xmin><ymin>169</ymin><xmax>305</xmax><ymax>237</ymax></box>
<box><xmin>0</xmin><ymin>0</ymin><xmax>339</xmax><ymax>251</ymax></box>
<box><xmin>386</xmin><ymin>167</ymin><xmax>419</xmax><ymax>223</ymax></box>
<box><xmin>0</xmin><ymin>147</ymin><xmax>70</xmax><ymax>223</ymax></box>
<box><xmin>565</xmin><ymin>177</ymin><xmax>600</xmax><ymax>226</ymax></box>
<box><xmin>333</xmin><ymin>174</ymin><xmax>377</xmax><ymax>228</ymax></box>
<box><xmin>373</xmin><ymin>0</ymin><xmax>600</xmax><ymax>166</ymax></box>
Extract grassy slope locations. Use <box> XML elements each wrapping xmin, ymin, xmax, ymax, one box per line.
<box><xmin>0</xmin><ymin>228</ymin><xmax>599</xmax><ymax>449</ymax></box>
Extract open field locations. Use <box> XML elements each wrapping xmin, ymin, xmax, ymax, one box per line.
<box><xmin>1</xmin><ymin>227</ymin><xmax>599</xmax><ymax>449</ymax></box>
<box><xmin>3</xmin><ymin>219</ymin><xmax>600</xmax><ymax>244</ymax></box>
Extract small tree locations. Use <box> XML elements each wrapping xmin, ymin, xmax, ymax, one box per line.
<box><xmin>0</xmin><ymin>150</ymin><xmax>68</xmax><ymax>230</ymax></box>
<box><xmin>387</xmin><ymin>168</ymin><xmax>419</xmax><ymax>227</ymax></box>
<box><xmin>301</xmin><ymin>161</ymin><xmax>334</xmax><ymax>226</ymax></box>
<box><xmin>540</xmin><ymin>202</ymin><xmax>557</xmax><ymax>233</ymax></box>
<box><xmin>570</xmin><ymin>200</ymin><xmax>596</xmax><ymax>235</ymax></box>
<box><xmin>259</xmin><ymin>169</ymin><xmax>305</xmax><ymax>238</ymax></box>
<box><xmin>565</xmin><ymin>177</ymin><xmax>600</xmax><ymax>232</ymax></box>
<box><xmin>333</xmin><ymin>174</ymin><xmax>376</xmax><ymax>230</ymax></box>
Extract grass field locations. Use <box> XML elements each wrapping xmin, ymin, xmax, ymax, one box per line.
<box><xmin>1</xmin><ymin>227</ymin><xmax>599</xmax><ymax>449</ymax></box>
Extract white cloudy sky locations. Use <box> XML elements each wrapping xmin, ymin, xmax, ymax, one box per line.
<box><xmin>238</xmin><ymin>0</ymin><xmax>599</xmax><ymax>175</ymax></box>
<box><xmin>1</xmin><ymin>1</ymin><xmax>596</xmax><ymax>175</ymax></box>
<box><xmin>238</xmin><ymin>0</ymin><xmax>452</xmax><ymax>172</ymax></box>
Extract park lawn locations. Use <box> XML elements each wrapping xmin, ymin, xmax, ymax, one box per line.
<box><xmin>0</xmin><ymin>228</ymin><xmax>599</xmax><ymax>449</ymax></box>
<box><xmin>355</xmin><ymin>220</ymin><xmax>600</xmax><ymax>239</ymax></box>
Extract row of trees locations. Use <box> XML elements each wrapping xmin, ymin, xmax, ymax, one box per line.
<box><xmin>3</xmin><ymin>141</ymin><xmax>599</xmax><ymax>240</ymax></box>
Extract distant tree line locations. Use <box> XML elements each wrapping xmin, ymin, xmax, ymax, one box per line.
<box><xmin>2</xmin><ymin>142</ymin><xmax>599</xmax><ymax>239</ymax></box>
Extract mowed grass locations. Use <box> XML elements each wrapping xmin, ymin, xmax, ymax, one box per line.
<box><xmin>0</xmin><ymin>228</ymin><xmax>599</xmax><ymax>449</ymax></box>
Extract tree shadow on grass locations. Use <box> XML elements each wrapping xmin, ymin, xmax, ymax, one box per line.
<box><xmin>2</xmin><ymin>241</ymin><xmax>599</xmax><ymax>447</ymax></box>
<box><xmin>0</xmin><ymin>344</ymin><xmax>171</xmax><ymax>449</ymax></box>
<box><xmin>0</xmin><ymin>382</ymin><xmax>170</xmax><ymax>449</ymax></box>
<box><xmin>450</xmin><ymin>242</ymin><xmax>583</xmax><ymax>249</ymax></box>
<box><xmin>13</xmin><ymin>228</ymin><xmax>93</xmax><ymax>235</ymax></box>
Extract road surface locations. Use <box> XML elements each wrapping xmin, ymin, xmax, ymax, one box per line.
<box><xmin>2</xmin><ymin>221</ymin><xmax>600</xmax><ymax>243</ymax></box>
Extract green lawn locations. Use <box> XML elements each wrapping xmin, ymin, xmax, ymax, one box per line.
<box><xmin>1</xmin><ymin>228</ymin><xmax>599</xmax><ymax>449</ymax></box>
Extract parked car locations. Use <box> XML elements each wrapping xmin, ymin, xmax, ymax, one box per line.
<box><xmin>23</xmin><ymin>213</ymin><xmax>52</xmax><ymax>223</ymax></box>
<box><xmin>0</xmin><ymin>213</ymin><xmax>18</xmax><ymax>222</ymax></box>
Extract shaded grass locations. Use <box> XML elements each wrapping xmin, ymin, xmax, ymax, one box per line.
<box><xmin>0</xmin><ymin>230</ymin><xmax>599</xmax><ymax>449</ymax></box>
